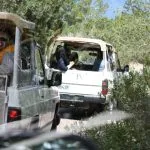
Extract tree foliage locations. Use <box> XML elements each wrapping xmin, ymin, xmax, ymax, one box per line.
<box><xmin>0</xmin><ymin>0</ymin><xmax>107</xmax><ymax>49</ymax></box>
<box><xmin>84</xmin><ymin>69</ymin><xmax>150</xmax><ymax>150</ymax></box>
<box><xmin>0</xmin><ymin>0</ymin><xmax>149</xmax><ymax>64</ymax></box>
<box><xmin>124</xmin><ymin>0</ymin><xmax>150</xmax><ymax>15</ymax></box>
<box><xmin>0</xmin><ymin>0</ymin><xmax>74</xmax><ymax>48</ymax></box>
<box><xmin>62</xmin><ymin>0</ymin><xmax>150</xmax><ymax>65</ymax></box>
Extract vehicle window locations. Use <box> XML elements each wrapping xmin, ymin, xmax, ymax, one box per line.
<box><xmin>52</xmin><ymin>43</ymin><xmax>104</xmax><ymax>71</ymax></box>
<box><xmin>20</xmin><ymin>42</ymin><xmax>31</xmax><ymax>70</ymax></box>
<box><xmin>73</xmin><ymin>50</ymin><xmax>97</xmax><ymax>65</ymax></box>
<box><xmin>18</xmin><ymin>40</ymin><xmax>34</xmax><ymax>87</ymax></box>
<box><xmin>35</xmin><ymin>49</ymin><xmax>44</xmax><ymax>77</ymax></box>
<box><xmin>71</xmin><ymin>48</ymin><xmax>103</xmax><ymax>71</ymax></box>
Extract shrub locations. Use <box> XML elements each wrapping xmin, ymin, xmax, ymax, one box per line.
<box><xmin>83</xmin><ymin>68</ymin><xmax>150</xmax><ymax>150</ymax></box>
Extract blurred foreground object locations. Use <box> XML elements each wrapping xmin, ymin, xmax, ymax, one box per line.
<box><xmin>0</xmin><ymin>130</ymin><xmax>98</xmax><ymax>150</ymax></box>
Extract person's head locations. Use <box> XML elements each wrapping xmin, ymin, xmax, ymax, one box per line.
<box><xmin>0</xmin><ymin>32</ymin><xmax>9</xmax><ymax>50</ymax></box>
<box><xmin>70</xmin><ymin>52</ymin><xmax>78</xmax><ymax>62</ymax></box>
<box><xmin>64</xmin><ymin>43</ymin><xmax>71</xmax><ymax>58</ymax></box>
<box><xmin>56</xmin><ymin>46</ymin><xmax>66</xmax><ymax>60</ymax></box>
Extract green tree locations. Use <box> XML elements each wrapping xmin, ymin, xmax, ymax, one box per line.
<box><xmin>0</xmin><ymin>0</ymin><xmax>75</xmax><ymax>48</ymax></box>
<box><xmin>62</xmin><ymin>0</ymin><xmax>150</xmax><ymax>65</ymax></box>
<box><xmin>124</xmin><ymin>0</ymin><xmax>150</xmax><ymax>15</ymax></box>
<box><xmin>0</xmin><ymin>0</ymin><xmax>107</xmax><ymax>49</ymax></box>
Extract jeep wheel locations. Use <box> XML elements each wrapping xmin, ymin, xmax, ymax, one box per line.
<box><xmin>51</xmin><ymin>112</ymin><xmax>60</xmax><ymax>130</ymax></box>
<box><xmin>51</xmin><ymin>103</ymin><xmax>61</xmax><ymax>130</ymax></box>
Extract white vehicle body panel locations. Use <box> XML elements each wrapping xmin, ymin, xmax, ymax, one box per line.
<box><xmin>0</xmin><ymin>13</ymin><xmax>61</xmax><ymax>131</ymax></box>
<box><xmin>59</xmin><ymin>70</ymin><xmax>114</xmax><ymax>96</ymax></box>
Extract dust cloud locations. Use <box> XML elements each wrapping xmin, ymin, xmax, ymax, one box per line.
<box><xmin>57</xmin><ymin>110</ymin><xmax>132</xmax><ymax>133</ymax></box>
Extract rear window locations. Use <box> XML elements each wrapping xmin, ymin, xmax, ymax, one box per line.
<box><xmin>71</xmin><ymin>50</ymin><xmax>100</xmax><ymax>65</ymax></box>
<box><xmin>50</xmin><ymin>42</ymin><xmax>104</xmax><ymax>71</ymax></box>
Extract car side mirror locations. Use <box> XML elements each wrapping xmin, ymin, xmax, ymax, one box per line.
<box><xmin>46</xmin><ymin>68</ymin><xmax>62</xmax><ymax>87</ymax></box>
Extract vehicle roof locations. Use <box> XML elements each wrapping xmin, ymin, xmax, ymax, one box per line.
<box><xmin>56</xmin><ymin>36</ymin><xmax>115</xmax><ymax>52</ymax></box>
<box><xmin>56</xmin><ymin>36</ymin><xmax>112</xmax><ymax>45</ymax></box>
<box><xmin>0</xmin><ymin>12</ymin><xmax>35</xmax><ymax>30</ymax></box>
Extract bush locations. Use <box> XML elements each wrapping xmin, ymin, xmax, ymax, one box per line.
<box><xmin>85</xmin><ymin>119</ymin><xmax>149</xmax><ymax>150</ymax></box>
<box><xmin>113</xmin><ymin>71</ymin><xmax>149</xmax><ymax>116</ymax></box>
<box><xmin>83</xmin><ymin>68</ymin><xmax>150</xmax><ymax>150</ymax></box>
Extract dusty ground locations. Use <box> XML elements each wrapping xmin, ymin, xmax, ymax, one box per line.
<box><xmin>57</xmin><ymin>110</ymin><xmax>131</xmax><ymax>133</ymax></box>
<box><xmin>57</xmin><ymin>118</ymin><xmax>82</xmax><ymax>133</ymax></box>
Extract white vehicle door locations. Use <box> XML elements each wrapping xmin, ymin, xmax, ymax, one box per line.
<box><xmin>8</xmin><ymin>40</ymin><xmax>41</xmax><ymax>128</ymax></box>
<box><xmin>34</xmin><ymin>47</ymin><xmax>58</xmax><ymax>129</ymax></box>
<box><xmin>7</xmin><ymin>40</ymin><xmax>56</xmax><ymax>130</ymax></box>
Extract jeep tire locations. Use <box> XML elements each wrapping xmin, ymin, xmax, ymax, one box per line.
<box><xmin>51</xmin><ymin>104</ymin><xmax>60</xmax><ymax>130</ymax></box>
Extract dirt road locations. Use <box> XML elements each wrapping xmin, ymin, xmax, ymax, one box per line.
<box><xmin>57</xmin><ymin>110</ymin><xmax>131</xmax><ymax>133</ymax></box>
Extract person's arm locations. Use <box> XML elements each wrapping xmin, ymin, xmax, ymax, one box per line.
<box><xmin>67</xmin><ymin>61</ymin><xmax>75</xmax><ymax>69</ymax></box>
<box><xmin>58</xmin><ymin>58</ymin><xmax>68</xmax><ymax>71</ymax></box>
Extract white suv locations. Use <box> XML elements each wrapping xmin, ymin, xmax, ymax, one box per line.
<box><xmin>48</xmin><ymin>36</ymin><xmax>123</xmax><ymax>114</ymax></box>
